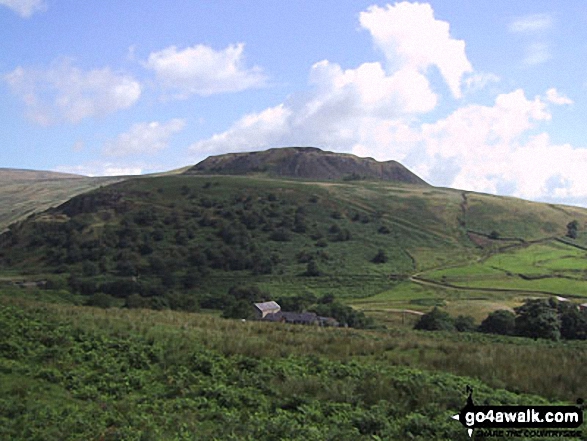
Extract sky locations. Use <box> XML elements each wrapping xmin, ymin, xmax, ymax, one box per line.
<box><xmin>2</xmin><ymin>1</ymin><xmax>587</xmax><ymax>207</ymax></box>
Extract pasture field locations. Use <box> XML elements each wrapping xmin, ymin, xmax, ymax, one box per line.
<box><xmin>420</xmin><ymin>240</ymin><xmax>587</xmax><ymax>299</ymax></box>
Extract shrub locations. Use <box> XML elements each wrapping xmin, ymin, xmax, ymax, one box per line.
<box><xmin>514</xmin><ymin>299</ymin><xmax>560</xmax><ymax>341</ymax></box>
<box><xmin>371</xmin><ymin>249</ymin><xmax>388</xmax><ymax>264</ymax></box>
<box><xmin>454</xmin><ymin>315</ymin><xmax>476</xmax><ymax>332</ymax></box>
<box><xmin>414</xmin><ymin>307</ymin><xmax>455</xmax><ymax>331</ymax></box>
<box><xmin>479</xmin><ymin>309</ymin><xmax>515</xmax><ymax>335</ymax></box>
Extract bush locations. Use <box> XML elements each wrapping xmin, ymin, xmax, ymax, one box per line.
<box><xmin>371</xmin><ymin>249</ymin><xmax>388</xmax><ymax>264</ymax></box>
<box><xmin>454</xmin><ymin>315</ymin><xmax>476</xmax><ymax>332</ymax></box>
<box><xmin>304</xmin><ymin>260</ymin><xmax>322</xmax><ymax>277</ymax></box>
<box><xmin>85</xmin><ymin>293</ymin><xmax>115</xmax><ymax>309</ymax></box>
<box><xmin>479</xmin><ymin>309</ymin><xmax>515</xmax><ymax>335</ymax></box>
<box><xmin>414</xmin><ymin>307</ymin><xmax>455</xmax><ymax>331</ymax></box>
<box><xmin>514</xmin><ymin>299</ymin><xmax>561</xmax><ymax>341</ymax></box>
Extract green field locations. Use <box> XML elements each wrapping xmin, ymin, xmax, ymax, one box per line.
<box><xmin>420</xmin><ymin>240</ymin><xmax>587</xmax><ymax>299</ymax></box>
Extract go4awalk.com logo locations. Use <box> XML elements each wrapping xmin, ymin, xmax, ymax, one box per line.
<box><xmin>451</xmin><ymin>387</ymin><xmax>584</xmax><ymax>438</ymax></box>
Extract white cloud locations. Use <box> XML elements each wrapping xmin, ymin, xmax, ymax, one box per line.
<box><xmin>523</xmin><ymin>42</ymin><xmax>551</xmax><ymax>66</ymax></box>
<box><xmin>190</xmin><ymin>2</ymin><xmax>471</xmax><ymax>157</ymax></box>
<box><xmin>188</xmin><ymin>3</ymin><xmax>587</xmax><ymax>207</ymax></box>
<box><xmin>54</xmin><ymin>163</ymin><xmax>143</xmax><ymax>177</ymax></box>
<box><xmin>0</xmin><ymin>0</ymin><xmax>46</xmax><ymax>18</ymax></box>
<box><xmin>103</xmin><ymin>119</ymin><xmax>186</xmax><ymax>157</ymax></box>
<box><xmin>509</xmin><ymin>13</ymin><xmax>552</xmax><ymax>33</ymax></box>
<box><xmin>509</xmin><ymin>14</ymin><xmax>553</xmax><ymax>67</ymax></box>
<box><xmin>145</xmin><ymin>43</ymin><xmax>267</xmax><ymax>98</ymax></box>
<box><xmin>359</xmin><ymin>2</ymin><xmax>472</xmax><ymax>98</ymax></box>
<box><xmin>3</xmin><ymin>59</ymin><xmax>141</xmax><ymax>125</ymax></box>
<box><xmin>464</xmin><ymin>72</ymin><xmax>500</xmax><ymax>92</ymax></box>
<box><xmin>545</xmin><ymin>88</ymin><xmax>573</xmax><ymax>105</ymax></box>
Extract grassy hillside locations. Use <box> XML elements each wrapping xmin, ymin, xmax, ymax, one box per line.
<box><xmin>1</xmin><ymin>173</ymin><xmax>586</xmax><ymax>325</ymax></box>
<box><xmin>0</xmin><ymin>169</ymin><xmax>123</xmax><ymax>232</ymax></box>
<box><xmin>1</xmin><ymin>293</ymin><xmax>584</xmax><ymax>440</ymax></box>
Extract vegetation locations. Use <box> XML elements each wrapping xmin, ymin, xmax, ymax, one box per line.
<box><xmin>1</xmin><ymin>294</ymin><xmax>585</xmax><ymax>440</ymax></box>
<box><xmin>2</xmin><ymin>161</ymin><xmax>587</xmax><ymax>438</ymax></box>
<box><xmin>416</xmin><ymin>298</ymin><xmax>587</xmax><ymax>342</ymax></box>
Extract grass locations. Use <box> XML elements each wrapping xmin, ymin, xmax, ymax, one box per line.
<box><xmin>0</xmin><ymin>173</ymin><xmax>122</xmax><ymax>232</ymax></box>
<box><xmin>420</xmin><ymin>240</ymin><xmax>587</xmax><ymax>299</ymax></box>
<box><xmin>2</xmin><ymin>294</ymin><xmax>586</xmax><ymax>402</ymax></box>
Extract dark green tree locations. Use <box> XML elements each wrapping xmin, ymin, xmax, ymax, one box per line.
<box><xmin>514</xmin><ymin>299</ymin><xmax>560</xmax><ymax>340</ymax></box>
<box><xmin>414</xmin><ymin>307</ymin><xmax>455</xmax><ymax>331</ymax></box>
<box><xmin>479</xmin><ymin>309</ymin><xmax>516</xmax><ymax>335</ymax></box>
<box><xmin>304</xmin><ymin>260</ymin><xmax>322</xmax><ymax>277</ymax></box>
<box><xmin>371</xmin><ymin>249</ymin><xmax>388</xmax><ymax>264</ymax></box>
<box><xmin>559</xmin><ymin>303</ymin><xmax>587</xmax><ymax>340</ymax></box>
<box><xmin>566</xmin><ymin>220</ymin><xmax>579</xmax><ymax>239</ymax></box>
<box><xmin>454</xmin><ymin>315</ymin><xmax>476</xmax><ymax>332</ymax></box>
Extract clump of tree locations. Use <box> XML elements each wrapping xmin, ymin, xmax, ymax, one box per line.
<box><xmin>566</xmin><ymin>220</ymin><xmax>579</xmax><ymax>239</ymax></box>
<box><xmin>494</xmin><ymin>298</ymin><xmax>587</xmax><ymax>341</ymax></box>
<box><xmin>418</xmin><ymin>298</ymin><xmax>587</xmax><ymax>341</ymax></box>
<box><xmin>309</xmin><ymin>294</ymin><xmax>375</xmax><ymax>329</ymax></box>
<box><xmin>414</xmin><ymin>307</ymin><xmax>476</xmax><ymax>332</ymax></box>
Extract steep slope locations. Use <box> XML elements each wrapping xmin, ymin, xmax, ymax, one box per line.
<box><xmin>0</xmin><ymin>168</ymin><xmax>124</xmax><ymax>232</ymax></box>
<box><xmin>185</xmin><ymin>147</ymin><xmax>428</xmax><ymax>185</ymax></box>
<box><xmin>1</xmin><ymin>172</ymin><xmax>586</xmax><ymax>316</ymax></box>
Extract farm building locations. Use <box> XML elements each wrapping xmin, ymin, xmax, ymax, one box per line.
<box><xmin>253</xmin><ymin>301</ymin><xmax>281</xmax><ymax>318</ymax></box>
<box><xmin>255</xmin><ymin>301</ymin><xmax>339</xmax><ymax>326</ymax></box>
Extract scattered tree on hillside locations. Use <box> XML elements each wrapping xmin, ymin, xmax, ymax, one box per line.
<box><xmin>371</xmin><ymin>249</ymin><xmax>388</xmax><ymax>264</ymax></box>
<box><xmin>304</xmin><ymin>260</ymin><xmax>322</xmax><ymax>277</ymax></box>
<box><xmin>566</xmin><ymin>220</ymin><xmax>579</xmax><ymax>239</ymax></box>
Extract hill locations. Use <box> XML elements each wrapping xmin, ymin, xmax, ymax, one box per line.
<box><xmin>0</xmin><ymin>168</ymin><xmax>124</xmax><ymax>233</ymax></box>
<box><xmin>185</xmin><ymin>147</ymin><xmax>428</xmax><ymax>185</ymax></box>
<box><xmin>1</xmin><ymin>170</ymin><xmax>586</xmax><ymax>324</ymax></box>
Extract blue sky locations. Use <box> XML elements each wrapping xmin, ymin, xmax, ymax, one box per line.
<box><xmin>2</xmin><ymin>1</ymin><xmax>587</xmax><ymax>207</ymax></box>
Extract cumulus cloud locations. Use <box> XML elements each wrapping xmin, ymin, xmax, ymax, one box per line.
<box><xmin>145</xmin><ymin>43</ymin><xmax>267</xmax><ymax>98</ymax></box>
<box><xmin>3</xmin><ymin>59</ymin><xmax>141</xmax><ymax>125</ymax></box>
<box><xmin>359</xmin><ymin>2</ymin><xmax>472</xmax><ymax>98</ymax></box>
<box><xmin>190</xmin><ymin>1</ymin><xmax>471</xmax><ymax>156</ymax></box>
<box><xmin>103</xmin><ymin>119</ymin><xmax>186</xmax><ymax>157</ymax></box>
<box><xmin>0</xmin><ymin>0</ymin><xmax>46</xmax><ymax>18</ymax></box>
<box><xmin>188</xmin><ymin>2</ymin><xmax>587</xmax><ymax>206</ymax></box>
<box><xmin>545</xmin><ymin>88</ymin><xmax>573</xmax><ymax>105</ymax></box>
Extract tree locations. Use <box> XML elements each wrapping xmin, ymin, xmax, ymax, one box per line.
<box><xmin>454</xmin><ymin>315</ymin><xmax>476</xmax><ymax>332</ymax></box>
<box><xmin>479</xmin><ymin>309</ymin><xmax>516</xmax><ymax>335</ymax></box>
<box><xmin>371</xmin><ymin>249</ymin><xmax>388</xmax><ymax>264</ymax></box>
<box><xmin>305</xmin><ymin>260</ymin><xmax>322</xmax><ymax>277</ymax></box>
<box><xmin>566</xmin><ymin>220</ymin><xmax>579</xmax><ymax>239</ymax></box>
<box><xmin>85</xmin><ymin>293</ymin><xmax>114</xmax><ymax>309</ymax></box>
<box><xmin>559</xmin><ymin>303</ymin><xmax>587</xmax><ymax>340</ymax></box>
<box><xmin>222</xmin><ymin>299</ymin><xmax>254</xmax><ymax>319</ymax></box>
<box><xmin>514</xmin><ymin>299</ymin><xmax>560</xmax><ymax>340</ymax></box>
<box><xmin>414</xmin><ymin>307</ymin><xmax>455</xmax><ymax>331</ymax></box>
